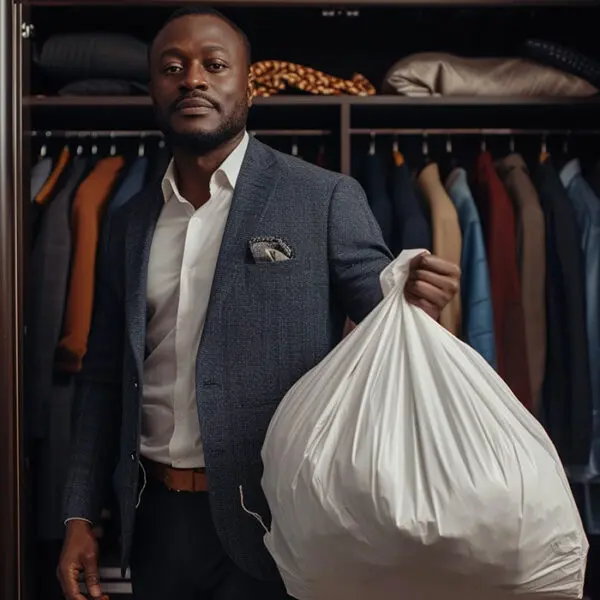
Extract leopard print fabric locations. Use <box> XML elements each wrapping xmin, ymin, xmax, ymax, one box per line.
<box><xmin>250</xmin><ymin>60</ymin><xmax>376</xmax><ymax>97</ymax></box>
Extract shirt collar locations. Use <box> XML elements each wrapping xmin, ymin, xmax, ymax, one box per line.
<box><xmin>560</xmin><ymin>158</ymin><xmax>582</xmax><ymax>189</ymax></box>
<box><xmin>161</xmin><ymin>130</ymin><xmax>249</xmax><ymax>205</ymax></box>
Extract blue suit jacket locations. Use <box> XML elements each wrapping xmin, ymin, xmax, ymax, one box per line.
<box><xmin>63</xmin><ymin>137</ymin><xmax>392</xmax><ymax>580</ymax></box>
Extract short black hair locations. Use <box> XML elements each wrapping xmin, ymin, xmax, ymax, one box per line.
<box><xmin>148</xmin><ymin>6</ymin><xmax>252</xmax><ymax>69</ymax></box>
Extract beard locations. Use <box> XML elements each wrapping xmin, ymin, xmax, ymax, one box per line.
<box><xmin>155</xmin><ymin>96</ymin><xmax>249</xmax><ymax>156</ymax></box>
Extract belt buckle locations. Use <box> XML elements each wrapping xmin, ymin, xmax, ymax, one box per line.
<box><xmin>164</xmin><ymin>470</ymin><xmax>183</xmax><ymax>493</ymax></box>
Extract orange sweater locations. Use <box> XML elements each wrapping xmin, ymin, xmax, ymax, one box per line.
<box><xmin>55</xmin><ymin>156</ymin><xmax>125</xmax><ymax>373</ymax></box>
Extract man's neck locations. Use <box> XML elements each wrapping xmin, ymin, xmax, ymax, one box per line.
<box><xmin>172</xmin><ymin>130</ymin><xmax>245</xmax><ymax>210</ymax></box>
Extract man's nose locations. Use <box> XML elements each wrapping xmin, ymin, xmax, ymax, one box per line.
<box><xmin>181</xmin><ymin>63</ymin><xmax>208</xmax><ymax>90</ymax></box>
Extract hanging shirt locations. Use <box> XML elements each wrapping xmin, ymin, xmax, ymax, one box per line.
<box><xmin>560</xmin><ymin>158</ymin><xmax>600</xmax><ymax>477</ymax></box>
<box><xmin>445</xmin><ymin>167</ymin><xmax>496</xmax><ymax>368</ymax></box>
<box><xmin>140</xmin><ymin>132</ymin><xmax>249</xmax><ymax>469</ymax></box>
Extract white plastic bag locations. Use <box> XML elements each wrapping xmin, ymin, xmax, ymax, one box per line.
<box><xmin>261</xmin><ymin>249</ymin><xmax>588</xmax><ymax>600</ymax></box>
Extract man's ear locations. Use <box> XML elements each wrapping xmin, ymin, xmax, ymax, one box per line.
<box><xmin>247</xmin><ymin>71</ymin><xmax>256</xmax><ymax>107</ymax></box>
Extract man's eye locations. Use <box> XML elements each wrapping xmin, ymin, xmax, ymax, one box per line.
<box><xmin>164</xmin><ymin>65</ymin><xmax>182</xmax><ymax>74</ymax></box>
<box><xmin>208</xmin><ymin>63</ymin><xmax>226</xmax><ymax>71</ymax></box>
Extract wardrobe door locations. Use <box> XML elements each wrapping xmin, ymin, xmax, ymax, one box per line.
<box><xmin>0</xmin><ymin>0</ymin><xmax>28</xmax><ymax>598</ymax></box>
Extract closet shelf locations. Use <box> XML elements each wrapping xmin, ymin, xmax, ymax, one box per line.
<box><xmin>20</xmin><ymin>0</ymin><xmax>598</xmax><ymax>5</ymax></box>
<box><xmin>28</xmin><ymin>95</ymin><xmax>600</xmax><ymax>131</ymax></box>
<box><xmin>24</xmin><ymin>95</ymin><xmax>600</xmax><ymax>108</ymax></box>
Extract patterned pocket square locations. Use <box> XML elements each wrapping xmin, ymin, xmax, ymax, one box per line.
<box><xmin>249</xmin><ymin>236</ymin><xmax>294</xmax><ymax>263</ymax></box>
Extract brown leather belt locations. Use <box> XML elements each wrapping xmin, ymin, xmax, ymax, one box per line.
<box><xmin>143</xmin><ymin>458</ymin><xmax>208</xmax><ymax>493</ymax></box>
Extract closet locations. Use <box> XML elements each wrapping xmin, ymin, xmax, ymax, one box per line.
<box><xmin>1</xmin><ymin>0</ymin><xmax>600</xmax><ymax>599</ymax></box>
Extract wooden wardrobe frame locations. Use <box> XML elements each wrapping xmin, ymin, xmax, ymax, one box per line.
<box><xmin>2</xmin><ymin>1</ymin><xmax>600</xmax><ymax>598</ymax></box>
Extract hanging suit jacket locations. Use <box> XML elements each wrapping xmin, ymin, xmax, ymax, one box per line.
<box><xmin>30</xmin><ymin>157</ymin><xmax>53</xmax><ymax>202</ymax></box>
<box><xmin>533</xmin><ymin>158</ymin><xmax>592</xmax><ymax>468</ymax></box>
<box><xmin>445</xmin><ymin>167</ymin><xmax>496</xmax><ymax>368</ymax></box>
<box><xmin>560</xmin><ymin>158</ymin><xmax>600</xmax><ymax>476</ymax></box>
<box><xmin>62</xmin><ymin>137</ymin><xmax>393</xmax><ymax>579</ymax></box>
<box><xmin>108</xmin><ymin>156</ymin><xmax>148</xmax><ymax>213</ymax></box>
<box><xmin>496</xmin><ymin>154</ymin><xmax>547</xmax><ymax>414</ymax></box>
<box><xmin>391</xmin><ymin>154</ymin><xmax>432</xmax><ymax>253</ymax></box>
<box><xmin>28</xmin><ymin>159</ymin><xmax>91</xmax><ymax>541</ymax></box>
<box><xmin>586</xmin><ymin>159</ymin><xmax>600</xmax><ymax>200</ymax></box>
<box><xmin>474</xmin><ymin>152</ymin><xmax>532</xmax><ymax>410</ymax></box>
<box><xmin>417</xmin><ymin>162</ymin><xmax>462</xmax><ymax>335</ymax></box>
<box><xmin>359</xmin><ymin>153</ymin><xmax>394</xmax><ymax>248</ymax></box>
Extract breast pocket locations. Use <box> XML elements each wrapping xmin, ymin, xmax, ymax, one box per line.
<box><xmin>242</xmin><ymin>258</ymin><xmax>304</xmax><ymax>298</ymax></box>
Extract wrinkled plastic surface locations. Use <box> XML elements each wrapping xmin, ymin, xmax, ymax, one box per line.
<box><xmin>261</xmin><ymin>249</ymin><xmax>588</xmax><ymax>600</ymax></box>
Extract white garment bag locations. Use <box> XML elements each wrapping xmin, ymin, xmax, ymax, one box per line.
<box><xmin>260</xmin><ymin>249</ymin><xmax>588</xmax><ymax>600</ymax></box>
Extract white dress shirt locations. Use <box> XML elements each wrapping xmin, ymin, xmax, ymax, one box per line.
<box><xmin>140</xmin><ymin>132</ymin><xmax>249</xmax><ymax>468</ymax></box>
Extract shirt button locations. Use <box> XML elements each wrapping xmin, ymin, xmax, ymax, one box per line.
<box><xmin>133</xmin><ymin>381</ymin><xmax>139</xmax><ymax>389</ymax></box>
<box><xmin>130</xmin><ymin>452</ymin><xmax>137</xmax><ymax>461</ymax></box>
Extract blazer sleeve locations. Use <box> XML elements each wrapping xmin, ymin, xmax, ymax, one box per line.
<box><xmin>328</xmin><ymin>175</ymin><xmax>393</xmax><ymax>323</ymax></box>
<box><xmin>63</xmin><ymin>211</ymin><xmax>124</xmax><ymax>524</ymax></box>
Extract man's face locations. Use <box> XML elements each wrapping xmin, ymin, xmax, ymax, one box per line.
<box><xmin>149</xmin><ymin>14</ymin><xmax>252</xmax><ymax>155</ymax></box>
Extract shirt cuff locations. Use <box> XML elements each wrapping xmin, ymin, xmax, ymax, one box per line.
<box><xmin>64</xmin><ymin>517</ymin><xmax>93</xmax><ymax>526</ymax></box>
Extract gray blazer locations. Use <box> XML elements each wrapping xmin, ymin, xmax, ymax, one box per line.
<box><xmin>63</xmin><ymin>137</ymin><xmax>392</xmax><ymax>580</ymax></box>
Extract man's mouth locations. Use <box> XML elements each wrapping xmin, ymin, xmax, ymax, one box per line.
<box><xmin>175</xmin><ymin>97</ymin><xmax>216</xmax><ymax>114</ymax></box>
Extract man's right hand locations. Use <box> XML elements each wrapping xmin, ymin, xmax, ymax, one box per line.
<box><xmin>57</xmin><ymin>519</ymin><xmax>103</xmax><ymax>600</ymax></box>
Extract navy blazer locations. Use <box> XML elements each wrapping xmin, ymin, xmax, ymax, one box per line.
<box><xmin>63</xmin><ymin>136</ymin><xmax>392</xmax><ymax>580</ymax></box>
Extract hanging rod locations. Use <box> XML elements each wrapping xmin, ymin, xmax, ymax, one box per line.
<box><xmin>29</xmin><ymin>129</ymin><xmax>163</xmax><ymax>138</ymax></box>
<box><xmin>28</xmin><ymin>128</ymin><xmax>331</xmax><ymax>138</ymax></box>
<box><xmin>250</xmin><ymin>129</ymin><xmax>331</xmax><ymax>136</ymax></box>
<box><xmin>351</xmin><ymin>128</ymin><xmax>600</xmax><ymax>135</ymax></box>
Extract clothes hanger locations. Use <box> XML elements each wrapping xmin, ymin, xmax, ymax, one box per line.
<box><xmin>138</xmin><ymin>133</ymin><xmax>146</xmax><ymax>158</ymax></box>
<box><xmin>109</xmin><ymin>131</ymin><xmax>117</xmax><ymax>157</ymax></box>
<box><xmin>480</xmin><ymin>135</ymin><xmax>487</xmax><ymax>155</ymax></box>
<box><xmin>538</xmin><ymin>133</ymin><xmax>550</xmax><ymax>165</ymax></box>
<box><xmin>553</xmin><ymin>132</ymin><xmax>573</xmax><ymax>171</ymax></box>
<box><xmin>439</xmin><ymin>135</ymin><xmax>459</xmax><ymax>182</ymax></box>
<box><xmin>90</xmin><ymin>133</ymin><xmax>99</xmax><ymax>158</ymax></box>
<box><xmin>368</xmin><ymin>132</ymin><xmax>376</xmax><ymax>156</ymax></box>
<box><xmin>392</xmin><ymin>134</ymin><xmax>405</xmax><ymax>167</ymax></box>
<box><xmin>39</xmin><ymin>131</ymin><xmax>50</xmax><ymax>160</ymax></box>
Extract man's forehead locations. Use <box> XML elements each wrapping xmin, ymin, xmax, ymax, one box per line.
<box><xmin>156</xmin><ymin>14</ymin><xmax>240</xmax><ymax>47</ymax></box>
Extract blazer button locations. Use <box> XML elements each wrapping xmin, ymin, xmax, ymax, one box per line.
<box><xmin>133</xmin><ymin>380</ymin><xmax>139</xmax><ymax>389</ymax></box>
<box><xmin>130</xmin><ymin>452</ymin><xmax>137</xmax><ymax>461</ymax></box>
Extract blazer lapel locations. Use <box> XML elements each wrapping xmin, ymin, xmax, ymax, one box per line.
<box><xmin>125</xmin><ymin>186</ymin><xmax>164</xmax><ymax>374</ymax></box>
<box><xmin>200</xmin><ymin>138</ymin><xmax>279</xmax><ymax>345</ymax></box>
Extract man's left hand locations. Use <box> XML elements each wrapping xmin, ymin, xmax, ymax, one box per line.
<box><xmin>404</xmin><ymin>253</ymin><xmax>461</xmax><ymax>320</ymax></box>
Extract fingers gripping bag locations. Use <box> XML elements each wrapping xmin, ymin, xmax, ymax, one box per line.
<box><xmin>260</xmin><ymin>249</ymin><xmax>588</xmax><ymax>600</ymax></box>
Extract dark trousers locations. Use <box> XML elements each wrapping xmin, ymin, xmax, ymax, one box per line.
<box><xmin>130</xmin><ymin>479</ymin><xmax>291</xmax><ymax>600</ymax></box>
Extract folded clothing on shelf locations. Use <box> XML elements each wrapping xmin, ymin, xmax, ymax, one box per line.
<box><xmin>251</xmin><ymin>60</ymin><xmax>376</xmax><ymax>97</ymax></box>
<box><xmin>523</xmin><ymin>39</ymin><xmax>600</xmax><ymax>91</ymax></box>
<box><xmin>58</xmin><ymin>79</ymin><xmax>149</xmax><ymax>96</ymax></box>
<box><xmin>383</xmin><ymin>52</ymin><xmax>598</xmax><ymax>97</ymax></box>
<box><xmin>36</xmin><ymin>32</ymin><xmax>149</xmax><ymax>92</ymax></box>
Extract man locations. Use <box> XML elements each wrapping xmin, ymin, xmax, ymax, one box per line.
<box><xmin>57</xmin><ymin>6</ymin><xmax>460</xmax><ymax>600</ymax></box>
